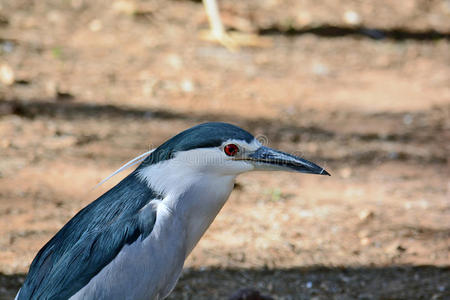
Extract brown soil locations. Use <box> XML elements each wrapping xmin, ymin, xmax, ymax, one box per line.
<box><xmin>0</xmin><ymin>0</ymin><xmax>449</xmax><ymax>299</ymax></box>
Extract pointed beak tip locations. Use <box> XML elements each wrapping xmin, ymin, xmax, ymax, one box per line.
<box><xmin>248</xmin><ymin>146</ymin><xmax>330</xmax><ymax>176</ymax></box>
<box><xmin>320</xmin><ymin>169</ymin><xmax>331</xmax><ymax>176</ymax></box>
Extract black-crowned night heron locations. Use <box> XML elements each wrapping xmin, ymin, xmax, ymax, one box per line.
<box><xmin>16</xmin><ymin>122</ymin><xmax>329</xmax><ymax>299</ymax></box>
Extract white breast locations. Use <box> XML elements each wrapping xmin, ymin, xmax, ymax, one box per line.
<box><xmin>71</xmin><ymin>170</ymin><xmax>236</xmax><ymax>300</ymax></box>
<box><xmin>70</xmin><ymin>200</ymin><xmax>186</xmax><ymax>300</ymax></box>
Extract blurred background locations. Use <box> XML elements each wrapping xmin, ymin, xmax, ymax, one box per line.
<box><xmin>0</xmin><ymin>0</ymin><xmax>449</xmax><ymax>299</ymax></box>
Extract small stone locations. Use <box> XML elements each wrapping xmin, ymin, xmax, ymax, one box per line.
<box><xmin>358</xmin><ymin>209</ymin><xmax>375</xmax><ymax>221</ymax></box>
<box><xmin>296</xmin><ymin>11</ymin><xmax>312</xmax><ymax>26</ymax></box>
<box><xmin>167</xmin><ymin>54</ymin><xmax>183</xmax><ymax>70</ymax></box>
<box><xmin>343</xmin><ymin>11</ymin><xmax>361</xmax><ymax>26</ymax></box>
<box><xmin>89</xmin><ymin>19</ymin><xmax>103</xmax><ymax>32</ymax></box>
<box><xmin>0</xmin><ymin>63</ymin><xmax>14</xmax><ymax>85</ymax></box>
<box><xmin>180</xmin><ymin>79</ymin><xmax>194</xmax><ymax>93</ymax></box>
<box><xmin>112</xmin><ymin>1</ymin><xmax>136</xmax><ymax>15</ymax></box>
<box><xmin>360</xmin><ymin>237</ymin><xmax>370</xmax><ymax>246</ymax></box>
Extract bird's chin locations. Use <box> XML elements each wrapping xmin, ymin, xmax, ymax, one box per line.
<box><xmin>210</xmin><ymin>161</ymin><xmax>254</xmax><ymax>176</ymax></box>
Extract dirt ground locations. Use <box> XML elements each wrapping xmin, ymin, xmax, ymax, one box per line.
<box><xmin>0</xmin><ymin>0</ymin><xmax>449</xmax><ymax>299</ymax></box>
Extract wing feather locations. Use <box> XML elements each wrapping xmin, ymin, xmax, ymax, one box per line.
<box><xmin>18</xmin><ymin>172</ymin><xmax>159</xmax><ymax>300</ymax></box>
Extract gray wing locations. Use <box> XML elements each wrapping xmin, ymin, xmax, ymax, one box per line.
<box><xmin>18</xmin><ymin>172</ymin><xmax>159</xmax><ymax>300</ymax></box>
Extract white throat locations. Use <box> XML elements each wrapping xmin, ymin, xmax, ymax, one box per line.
<box><xmin>137</xmin><ymin>155</ymin><xmax>237</xmax><ymax>256</ymax></box>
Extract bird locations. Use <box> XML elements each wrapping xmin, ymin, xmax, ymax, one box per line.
<box><xmin>16</xmin><ymin>122</ymin><xmax>329</xmax><ymax>300</ymax></box>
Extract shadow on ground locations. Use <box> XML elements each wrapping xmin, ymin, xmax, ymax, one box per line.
<box><xmin>1</xmin><ymin>98</ymin><xmax>448</xmax><ymax>165</ymax></box>
<box><xmin>259</xmin><ymin>25</ymin><xmax>450</xmax><ymax>41</ymax></box>
<box><xmin>2</xmin><ymin>265</ymin><xmax>448</xmax><ymax>299</ymax></box>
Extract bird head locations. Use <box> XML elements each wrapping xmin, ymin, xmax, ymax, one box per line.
<box><xmin>139</xmin><ymin>122</ymin><xmax>329</xmax><ymax>177</ymax></box>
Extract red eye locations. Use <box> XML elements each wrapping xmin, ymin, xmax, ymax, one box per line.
<box><xmin>224</xmin><ymin>144</ymin><xmax>239</xmax><ymax>156</ymax></box>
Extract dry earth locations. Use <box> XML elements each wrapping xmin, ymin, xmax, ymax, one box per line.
<box><xmin>0</xmin><ymin>0</ymin><xmax>449</xmax><ymax>299</ymax></box>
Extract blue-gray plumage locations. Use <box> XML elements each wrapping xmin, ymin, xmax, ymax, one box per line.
<box><xmin>18</xmin><ymin>173</ymin><xmax>160</xmax><ymax>299</ymax></box>
<box><xmin>17</xmin><ymin>122</ymin><xmax>329</xmax><ymax>300</ymax></box>
<box><xmin>141</xmin><ymin>122</ymin><xmax>253</xmax><ymax>165</ymax></box>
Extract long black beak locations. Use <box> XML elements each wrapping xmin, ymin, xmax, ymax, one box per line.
<box><xmin>245</xmin><ymin>146</ymin><xmax>330</xmax><ymax>175</ymax></box>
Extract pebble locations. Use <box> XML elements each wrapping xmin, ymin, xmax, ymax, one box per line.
<box><xmin>89</xmin><ymin>19</ymin><xmax>103</xmax><ymax>32</ymax></box>
<box><xmin>344</xmin><ymin>10</ymin><xmax>361</xmax><ymax>26</ymax></box>
<box><xmin>0</xmin><ymin>63</ymin><xmax>14</xmax><ymax>85</ymax></box>
<box><xmin>180</xmin><ymin>79</ymin><xmax>195</xmax><ymax>93</ymax></box>
<box><xmin>112</xmin><ymin>1</ymin><xmax>136</xmax><ymax>15</ymax></box>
